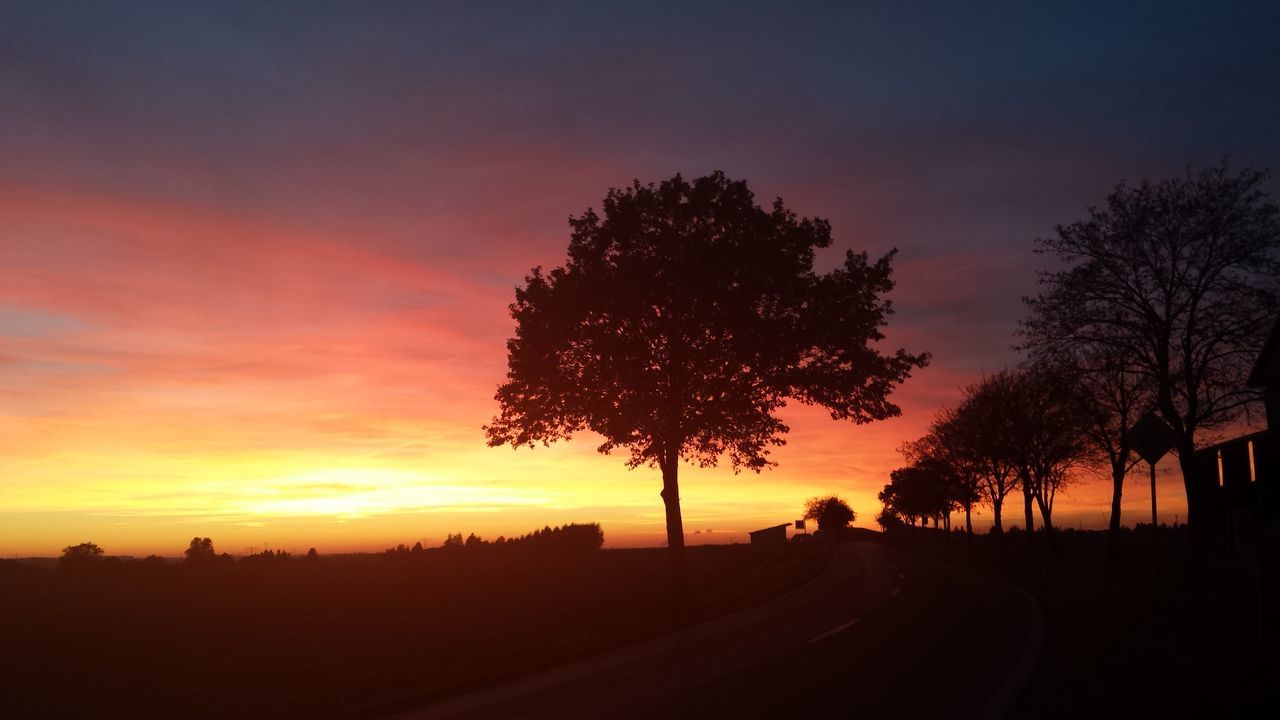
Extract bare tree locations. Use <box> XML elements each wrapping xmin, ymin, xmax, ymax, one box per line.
<box><xmin>1024</xmin><ymin>163</ymin><xmax>1280</xmax><ymax>535</ymax></box>
<box><xmin>1028</xmin><ymin>341</ymin><xmax>1152</xmax><ymax>562</ymax></box>
<box><xmin>1004</xmin><ymin>364</ymin><xmax>1091</xmax><ymax>550</ymax></box>
<box><xmin>941</xmin><ymin>371</ymin><xmax>1022</xmax><ymax>536</ymax></box>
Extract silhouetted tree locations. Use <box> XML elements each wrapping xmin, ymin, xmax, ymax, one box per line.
<box><xmin>803</xmin><ymin>496</ymin><xmax>856</xmax><ymax>538</ymax></box>
<box><xmin>943</xmin><ymin>371</ymin><xmax>1022</xmax><ymax>536</ymax></box>
<box><xmin>900</xmin><ymin>429</ymin><xmax>983</xmax><ymax>536</ymax></box>
<box><xmin>1024</xmin><ymin>163</ymin><xmax>1280</xmax><ymax>537</ymax></box>
<box><xmin>881</xmin><ymin>464</ymin><xmax>951</xmax><ymax>531</ymax></box>
<box><xmin>242</xmin><ymin>548</ymin><xmax>292</xmax><ymax>565</ymax></box>
<box><xmin>184</xmin><ymin>537</ymin><xmax>217</xmax><ymax>566</ymax></box>
<box><xmin>1003</xmin><ymin>364</ymin><xmax>1091</xmax><ymax>555</ymax></box>
<box><xmin>59</xmin><ymin>542</ymin><xmax>104</xmax><ymax>572</ymax></box>
<box><xmin>486</xmin><ymin>171</ymin><xmax>928</xmax><ymax>587</ymax></box>
<box><xmin>507</xmin><ymin>523</ymin><xmax>604</xmax><ymax>552</ymax></box>
<box><xmin>306</xmin><ymin>547</ymin><xmax>319</xmax><ymax>561</ymax></box>
<box><xmin>875</xmin><ymin>507</ymin><xmax>906</xmax><ymax>534</ymax></box>
<box><xmin>1025</xmin><ymin>343</ymin><xmax>1152</xmax><ymax>564</ymax></box>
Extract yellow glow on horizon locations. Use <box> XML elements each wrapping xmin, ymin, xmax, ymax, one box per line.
<box><xmin>0</xmin><ymin>187</ymin><xmax>1192</xmax><ymax>557</ymax></box>
<box><xmin>237</xmin><ymin>468</ymin><xmax>551</xmax><ymax>518</ymax></box>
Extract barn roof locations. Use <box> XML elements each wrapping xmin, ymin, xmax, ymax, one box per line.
<box><xmin>748</xmin><ymin>523</ymin><xmax>792</xmax><ymax>536</ymax></box>
<box><xmin>1248</xmin><ymin>317</ymin><xmax>1280</xmax><ymax>388</ymax></box>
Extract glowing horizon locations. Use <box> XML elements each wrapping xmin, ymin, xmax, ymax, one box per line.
<box><xmin>10</xmin><ymin>2</ymin><xmax>1275</xmax><ymax>557</ymax></box>
<box><xmin>0</xmin><ymin>185</ymin><xmax>1195</xmax><ymax>558</ymax></box>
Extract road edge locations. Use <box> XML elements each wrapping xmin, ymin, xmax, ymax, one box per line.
<box><xmin>976</xmin><ymin>581</ymin><xmax>1043</xmax><ymax>720</ymax></box>
<box><xmin>385</xmin><ymin>543</ymin><xmax>851</xmax><ymax>718</ymax></box>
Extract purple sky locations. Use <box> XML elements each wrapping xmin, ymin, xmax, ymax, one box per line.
<box><xmin>2</xmin><ymin>1</ymin><xmax>1279</xmax><ymax>552</ymax></box>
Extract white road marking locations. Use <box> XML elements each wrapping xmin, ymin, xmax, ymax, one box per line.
<box><xmin>808</xmin><ymin>618</ymin><xmax>859</xmax><ymax>644</ymax></box>
<box><xmin>890</xmin><ymin>586</ymin><xmax>901</xmax><ymax>597</ymax></box>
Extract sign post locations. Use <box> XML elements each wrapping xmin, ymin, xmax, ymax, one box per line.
<box><xmin>1126</xmin><ymin>410</ymin><xmax>1178</xmax><ymax>526</ymax></box>
<box><xmin>1125</xmin><ymin>410</ymin><xmax>1178</xmax><ymax>611</ymax></box>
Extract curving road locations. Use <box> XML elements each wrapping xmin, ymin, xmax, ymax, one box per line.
<box><xmin>391</xmin><ymin>542</ymin><xmax>1040</xmax><ymax>719</ymax></box>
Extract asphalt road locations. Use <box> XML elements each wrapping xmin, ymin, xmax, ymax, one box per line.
<box><xmin>392</xmin><ymin>542</ymin><xmax>1039</xmax><ymax>719</ymax></box>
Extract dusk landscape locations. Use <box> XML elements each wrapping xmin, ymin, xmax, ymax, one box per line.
<box><xmin>2</xmin><ymin>2</ymin><xmax>1278</xmax><ymax>718</ymax></box>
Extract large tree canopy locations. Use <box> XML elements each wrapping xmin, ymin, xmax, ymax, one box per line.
<box><xmin>486</xmin><ymin>172</ymin><xmax>928</xmax><ymax>572</ymax></box>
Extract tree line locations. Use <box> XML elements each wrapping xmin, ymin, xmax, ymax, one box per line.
<box><xmin>386</xmin><ymin>522</ymin><xmax>604</xmax><ymax>556</ymax></box>
<box><xmin>878</xmin><ymin>162</ymin><xmax>1280</xmax><ymax>560</ymax></box>
<box><xmin>879</xmin><ymin>365</ymin><xmax>1092</xmax><ymax>558</ymax></box>
<box><xmin>57</xmin><ymin>525</ymin><xmax>606</xmax><ymax>573</ymax></box>
<box><xmin>56</xmin><ymin>538</ymin><xmax>321</xmax><ymax>572</ymax></box>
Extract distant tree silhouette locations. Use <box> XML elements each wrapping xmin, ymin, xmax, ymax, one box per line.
<box><xmin>896</xmin><ymin>367</ymin><xmax>1089</xmax><ymax>556</ymax></box>
<box><xmin>59</xmin><ymin>542</ymin><xmax>104</xmax><ymax>572</ymax></box>
<box><xmin>306</xmin><ymin>547</ymin><xmax>319</xmax><ymax>561</ymax></box>
<box><xmin>874</xmin><ymin>507</ymin><xmax>906</xmax><ymax>534</ymax></box>
<box><xmin>1023</xmin><ymin>163</ymin><xmax>1280</xmax><ymax>538</ymax></box>
<box><xmin>881</xmin><ymin>464</ymin><xmax>952</xmax><ymax>530</ymax></box>
<box><xmin>496</xmin><ymin>523</ymin><xmax>604</xmax><ymax>552</ymax></box>
<box><xmin>803</xmin><ymin>496</ymin><xmax>856</xmax><ymax>539</ymax></box>
<box><xmin>389</xmin><ymin>524</ymin><xmax>604</xmax><ymax>557</ymax></box>
<box><xmin>184</xmin><ymin>537</ymin><xmax>217</xmax><ymax>566</ymax></box>
<box><xmin>1002</xmin><ymin>364</ymin><xmax>1091</xmax><ymax>555</ymax></box>
<box><xmin>486</xmin><ymin>171</ymin><xmax>928</xmax><ymax>587</ymax></box>
<box><xmin>242</xmin><ymin>548</ymin><xmax>292</xmax><ymax>565</ymax></box>
<box><xmin>900</xmin><ymin>429</ymin><xmax>982</xmax><ymax>536</ymax></box>
<box><xmin>942</xmin><ymin>371</ymin><xmax>1023</xmax><ymax>536</ymax></box>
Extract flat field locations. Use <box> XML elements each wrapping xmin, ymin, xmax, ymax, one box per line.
<box><xmin>0</xmin><ymin>543</ymin><xmax>827</xmax><ymax>719</ymax></box>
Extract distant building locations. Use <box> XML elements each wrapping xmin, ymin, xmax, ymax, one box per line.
<box><xmin>748</xmin><ymin>523</ymin><xmax>791</xmax><ymax>555</ymax></box>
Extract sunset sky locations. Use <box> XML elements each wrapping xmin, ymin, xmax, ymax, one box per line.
<box><xmin>4</xmin><ymin>2</ymin><xmax>1280</xmax><ymax>556</ymax></box>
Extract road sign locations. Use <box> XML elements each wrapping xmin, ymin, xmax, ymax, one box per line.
<box><xmin>1126</xmin><ymin>411</ymin><xmax>1177</xmax><ymax>465</ymax></box>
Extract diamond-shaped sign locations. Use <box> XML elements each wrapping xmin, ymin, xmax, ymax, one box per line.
<box><xmin>1126</xmin><ymin>410</ymin><xmax>1177</xmax><ymax>465</ymax></box>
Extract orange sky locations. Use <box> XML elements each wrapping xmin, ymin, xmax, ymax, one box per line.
<box><xmin>0</xmin><ymin>184</ymin><xmax>1192</xmax><ymax>557</ymax></box>
<box><xmin>9</xmin><ymin>2</ymin><xmax>1276</xmax><ymax>557</ymax></box>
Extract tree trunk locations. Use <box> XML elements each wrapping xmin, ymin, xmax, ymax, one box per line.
<box><xmin>991</xmin><ymin>496</ymin><xmax>1003</xmax><ymax>535</ymax></box>
<box><xmin>1108</xmin><ymin>459</ymin><xmax>1125</xmax><ymax>571</ymax></box>
<box><xmin>1022</xmin><ymin>481</ymin><xmax>1036</xmax><ymax>557</ymax></box>
<box><xmin>1175</xmin><ymin>435</ymin><xmax>1212</xmax><ymax>570</ymax></box>
<box><xmin>964</xmin><ymin>503</ymin><xmax>973</xmax><ymax>536</ymax></box>
<box><xmin>1034</xmin><ymin>486</ymin><xmax>1058</xmax><ymax>559</ymax></box>
<box><xmin>659</xmin><ymin>456</ymin><xmax>687</xmax><ymax>596</ymax></box>
<box><xmin>1175</xmin><ymin>435</ymin><xmax>1200</xmax><ymax>531</ymax></box>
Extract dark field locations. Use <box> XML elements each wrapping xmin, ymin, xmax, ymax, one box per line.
<box><xmin>0</xmin><ymin>544</ymin><xmax>827</xmax><ymax>719</ymax></box>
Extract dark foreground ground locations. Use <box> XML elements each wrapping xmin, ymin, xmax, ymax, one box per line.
<box><xmin>398</xmin><ymin>540</ymin><xmax>1037</xmax><ymax>719</ymax></box>
<box><xmin>898</xmin><ymin>527</ymin><xmax>1280</xmax><ymax>719</ymax></box>
<box><xmin>0</xmin><ymin>544</ymin><xmax>826</xmax><ymax>719</ymax></box>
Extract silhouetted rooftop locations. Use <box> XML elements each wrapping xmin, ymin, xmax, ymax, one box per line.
<box><xmin>1247</xmin><ymin>317</ymin><xmax>1280</xmax><ymax>387</ymax></box>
